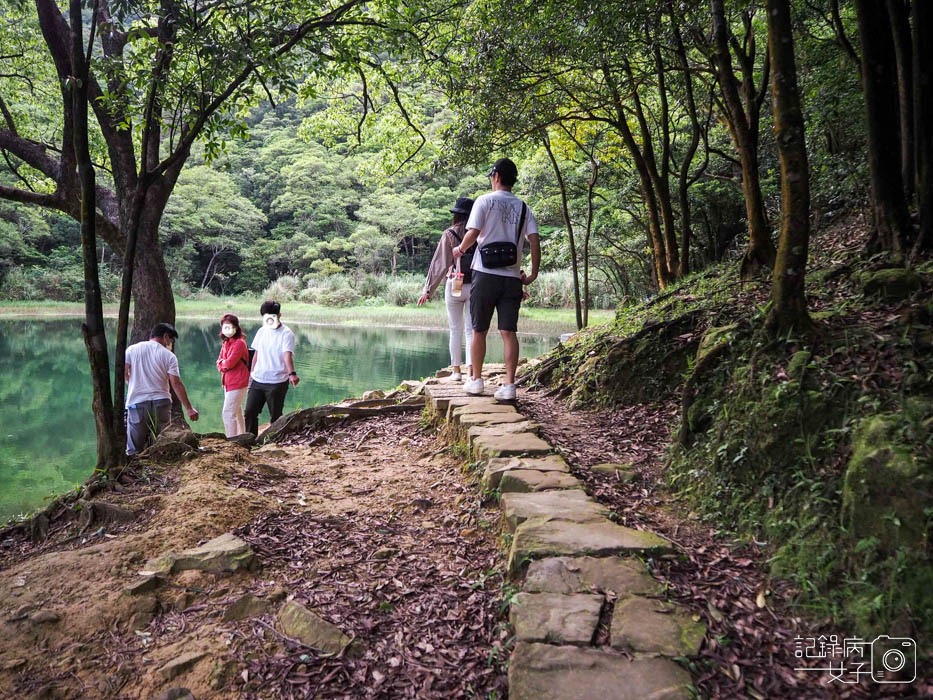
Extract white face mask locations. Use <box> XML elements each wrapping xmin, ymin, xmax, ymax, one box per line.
<box><xmin>221</xmin><ymin>323</ymin><xmax>236</xmax><ymax>338</ymax></box>
<box><xmin>263</xmin><ymin>313</ymin><xmax>281</xmax><ymax>329</ymax></box>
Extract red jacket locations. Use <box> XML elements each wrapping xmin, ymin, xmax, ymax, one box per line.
<box><xmin>216</xmin><ymin>337</ymin><xmax>249</xmax><ymax>391</ymax></box>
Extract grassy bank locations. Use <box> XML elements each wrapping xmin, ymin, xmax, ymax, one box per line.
<box><xmin>0</xmin><ymin>298</ymin><xmax>612</xmax><ymax>336</ymax></box>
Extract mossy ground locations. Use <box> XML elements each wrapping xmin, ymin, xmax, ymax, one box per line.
<box><xmin>525</xmin><ymin>215</ymin><xmax>933</xmax><ymax>643</ymax></box>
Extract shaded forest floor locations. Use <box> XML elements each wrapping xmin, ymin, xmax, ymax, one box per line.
<box><xmin>0</xmin><ymin>414</ymin><xmax>510</xmax><ymax>699</ymax></box>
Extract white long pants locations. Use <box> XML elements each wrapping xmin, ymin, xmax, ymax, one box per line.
<box><xmin>445</xmin><ymin>278</ymin><xmax>472</xmax><ymax>368</ymax></box>
<box><xmin>222</xmin><ymin>387</ymin><xmax>247</xmax><ymax>438</ymax></box>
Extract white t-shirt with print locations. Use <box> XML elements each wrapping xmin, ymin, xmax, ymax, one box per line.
<box><xmin>250</xmin><ymin>324</ymin><xmax>297</xmax><ymax>384</ymax></box>
<box><xmin>125</xmin><ymin>340</ymin><xmax>180</xmax><ymax>407</ymax></box>
<box><xmin>465</xmin><ymin>190</ymin><xmax>539</xmax><ymax>278</ymax></box>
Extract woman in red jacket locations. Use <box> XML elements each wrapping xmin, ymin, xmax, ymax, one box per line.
<box><xmin>216</xmin><ymin>313</ymin><xmax>250</xmax><ymax>437</ymax></box>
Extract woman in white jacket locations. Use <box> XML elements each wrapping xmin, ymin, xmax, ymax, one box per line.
<box><xmin>417</xmin><ymin>197</ymin><xmax>476</xmax><ymax>381</ymax></box>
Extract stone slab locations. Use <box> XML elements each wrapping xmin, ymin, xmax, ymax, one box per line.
<box><xmin>508</xmin><ymin>642</ymin><xmax>692</xmax><ymax>700</ymax></box>
<box><xmin>510</xmin><ymin>592</ymin><xmax>604</xmax><ymax>645</ymax></box>
<box><xmin>449</xmin><ymin>401</ymin><xmax>519</xmax><ymax>421</ymax></box>
<box><xmin>499</xmin><ymin>469</ymin><xmax>584</xmax><ymax>494</ymax></box>
<box><xmin>467</xmin><ymin>422</ymin><xmax>541</xmax><ymax>445</ymax></box>
<box><xmin>523</xmin><ymin>556</ymin><xmax>663</xmax><ymax>596</ymax></box>
<box><xmin>500</xmin><ymin>492</ymin><xmax>609</xmax><ymax>532</ymax></box>
<box><xmin>457</xmin><ymin>411</ymin><xmax>528</xmax><ymax>429</ymax></box>
<box><xmin>474</xmin><ymin>432</ymin><xmax>552</xmax><ymax>459</ymax></box>
<box><xmin>143</xmin><ymin>533</ymin><xmax>255</xmax><ymax>576</ymax></box>
<box><xmin>610</xmin><ymin>597</ymin><xmax>706</xmax><ymax>657</ymax></box>
<box><xmin>508</xmin><ymin>518</ymin><xmax>672</xmax><ymax>578</ymax></box>
<box><xmin>278</xmin><ymin>601</ymin><xmax>353</xmax><ymax>656</ymax></box>
<box><xmin>427</xmin><ymin>390</ymin><xmax>492</xmax><ymax>412</ymax></box>
<box><xmin>482</xmin><ymin>456</ymin><xmax>571</xmax><ymax>490</ymax></box>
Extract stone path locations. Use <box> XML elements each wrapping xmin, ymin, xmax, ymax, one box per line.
<box><xmin>424</xmin><ymin>372</ymin><xmax>704</xmax><ymax>700</ymax></box>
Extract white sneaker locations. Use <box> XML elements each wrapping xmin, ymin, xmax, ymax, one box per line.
<box><xmin>451</xmin><ymin>372</ymin><xmax>462</xmax><ymax>382</ymax></box>
<box><xmin>465</xmin><ymin>377</ymin><xmax>484</xmax><ymax>395</ymax></box>
<box><xmin>494</xmin><ymin>383</ymin><xmax>517</xmax><ymax>401</ymax></box>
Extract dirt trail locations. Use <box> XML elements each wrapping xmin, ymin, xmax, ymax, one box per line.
<box><xmin>0</xmin><ymin>411</ymin><xmax>509</xmax><ymax>699</ymax></box>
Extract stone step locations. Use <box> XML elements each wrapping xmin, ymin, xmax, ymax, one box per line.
<box><xmin>510</xmin><ymin>592</ymin><xmax>604</xmax><ymax>646</ymax></box>
<box><xmin>448</xmin><ymin>400</ymin><xmax>519</xmax><ymax>421</ymax></box>
<box><xmin>499</xmin><ymin>492</ymin><xmax>608</xmax><ymax>532</ymax></box>
<box><xmin>610</xmin><ymin>597</ymin><xmax>706</xmax><ymax>657</ymax></box>
<box><xmin>456</xmin><ymin>411</ymin><xmax>528</xmax><ymax>429</ymax></box>
<box><xmin>482</xmin><ymin>455</ymin><xmax>571</xmax><ymax>490</ymax></box>
<box><xmin>474</xmin><ymin>432</ymin><xmax>552</xmax><ymax>459</ymax></box>
<box><xmin>508</xmin><ymin>642</ymin><xmax>693</xmax><ymax>700</ymax></box>
<box><xmin>499</xmin><ymin>469</ymin><xmax>584</xmax><ymax>494</ymax></box>
<box><xmin>508</xmin><ymin>518</ymin><xmax>673</xmax><ymax>578</ymax></box>
<box><xmin>523</xmin><ymin>556</ymin><xmax>663</xmax><ymax>597</ymax></box>
<box><xmin>466</xmin><ymin>422</ymin><xmax>541</xmax><ymax>447</ymax></box>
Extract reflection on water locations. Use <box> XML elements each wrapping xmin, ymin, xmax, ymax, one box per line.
<box><xmin>0</xmin><ymin>317</ymin><xmax>555</xmax><ymax>521</ymax></box>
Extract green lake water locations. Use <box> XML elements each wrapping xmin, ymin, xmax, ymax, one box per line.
<box><xmin>0</xmin><ymin>317</ymin><xmax>555</xmax><ymax>522</ymax></box>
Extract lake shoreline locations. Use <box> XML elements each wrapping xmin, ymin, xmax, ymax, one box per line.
<box><xmin>0</xmin><ymin>299</ymin><xmax>612</xmax><ymax>336</ymax></box>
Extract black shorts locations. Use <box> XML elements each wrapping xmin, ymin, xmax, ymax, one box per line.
<box><xmin>470</xmin><ymin>271</ymin><xmax>523</xmax><ymax>332</ymax></box>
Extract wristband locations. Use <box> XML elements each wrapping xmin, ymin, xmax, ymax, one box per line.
<box><xmin>288</xmin><ymin>371</ymin><xmax>298</xmax><ymax>377</ymax></box>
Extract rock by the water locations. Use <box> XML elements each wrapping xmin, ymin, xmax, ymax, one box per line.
<box><xmin>508</xmin><ymin>642</ymin><xmax>693</xmax><ymax>700</ymax></box>
<box><xmin>362</xmin><ymin>389</ymin><xmax>385</xmax><ymax>400</ymax></box>
<box><xmin>229</xmin><ymin>432</ymin><xmax>257</xmax><ymax>447</ymax></box>
<box><xmin>510</xmin><ymin>592</ymin><xmax>604</xmax><ymax>645</ymax></box>
<box><xmin>158</xmin><ymin>651</ymin><xmax>209</xmax><ymax>681</ymax></box>
<box><xmin>278</xmin><ymin>601</ymin><xmax>356</xmax><ymax>657</ymax></box>
<box><xmin>610</xmin><ymin>597</ymin><xmax>706</xmax><ymax>656</ymax></box>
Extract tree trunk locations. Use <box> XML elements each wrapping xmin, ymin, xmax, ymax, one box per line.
<box><xmin>855</xmin><ymin>0</ymin><xmax>913</xmax><ymax>257</ymax></box>
<box><xmin>710</xmin><ymin>0</ymin><xmax>776</xmax><ymax>277</ymax></box>
<box><xmin>765</xmin><ymin>0</ymin><xmax>812</xmax><ymax>333</ymax></box>
<box><xmin>886</xmin><ymin>0</ymin><xmax>915</xmax><ymax>201</ymax></box>
<box><xmin>71</xmin><ymin>0</ymin><xmax>121</xmax><ymax>469</ymax></box>
<box><xmin>913</xmin><ymin>0</ymin><xmax>933</xmax><ymax>256</ymax></box>
<box><xmin>542</xmin><ymin>132</ymin><xmax>583</xmax><ymax>330</ymax></box>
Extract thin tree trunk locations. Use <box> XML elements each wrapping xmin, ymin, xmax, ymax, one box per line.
<box><xmin>886</xmin><ymin>0</ymin><xmax>915</xmax><ymax>202</ymax></box>
<box><xmin>855</xmin><ymin>0</ymin><xmax>913</xmax><ymax>257</ymax></box>
<box><xmin>71</xmin><ymin>0</ymin><xmax>120</xmax><ymax>469</ymax></box>
<box><xmin>710</xmin><ymin>0</ymin><xmax>776</xmax><ymax>277</ymax></box>
<box><xmin>912</xmin><ymin>0</ymin><xmax>933</xmax><ymax>256</ymax></box>
<box><xmin>766</xmin><ymin>0</ymin><xmax>812</xmax><ymax>333</ymax></box>
<box><xmin>542</xmin><ymin>131</ymin><xmax>582</xmax><ymax>330</ymax></box>
<box><xmin>582</xmin><ymin>158</ymin><xmax>598</xmax><ymax>327</ymax></box>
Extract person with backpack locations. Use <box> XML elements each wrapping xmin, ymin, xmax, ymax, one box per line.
<box><xmin>452</xmin><ymin>158</ymin><xmax>539</xmax><ymax>401</ymax></box>
<box><xmin>418</xmin><ymin>196</ymin><xmax>476</xmax><ymax>381</ymax></box>
<box><xmin>216</xmin><ymin>313</ymin><xmax>249</xmax><ymax>437</ymax></box>
<box><xmin>244</xmin><ymin>300</ymin><xmax>299</xmax><ymax>436</ymax></box>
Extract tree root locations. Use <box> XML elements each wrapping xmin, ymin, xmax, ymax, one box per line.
<box><xmin>75</xmin><ymin>499</ymin><xmax>136</xmax><ymax>534</ymax></box>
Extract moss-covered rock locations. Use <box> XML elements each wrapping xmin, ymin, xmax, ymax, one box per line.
<box><xmin>786</xmin><ymin>351</ymin><xmax>812</xmax><ymax>380</ymax></box>
<box><xmin>841</xmin><ymin>414</ymin><xmax>931</xmax><ymax>551</ymax></box>
<box><xmin>695</xmin><ymin>324</ymin><xmax>738</xmax><ymax>365</ymax></box>
<box><xmin>860</xmin><ymin>268</ymin><xmax>921</xmax><ymax>300</ymax></box>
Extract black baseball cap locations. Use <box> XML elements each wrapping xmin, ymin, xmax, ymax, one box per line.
<box><xmin>485</xmin><ymin>158</ymin><xmax>518</xmax><ymax>184</ymax></box>
<box><xmin>450</xmin><ymin>197</ymin><xmax>474</xmax><ymax>214</ymax></box>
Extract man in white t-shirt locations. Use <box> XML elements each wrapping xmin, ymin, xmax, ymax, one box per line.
<box><xmin>244</xmin><ymin>300</ymin><xmax>300</xmax><ymax>436</ymax></box>
<box><xmin>453</xmin><ymin>157</ymin><xmax>540</xmax><ymax>401</ymax></box>
<box><xmin>124</xmin><ymin>323</ymin><xmax>199</xmax><ymax>455</ymax></box>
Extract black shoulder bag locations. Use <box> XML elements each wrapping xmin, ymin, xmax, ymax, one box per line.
<box><xmin>478</xmin><ymin>202</ymin><xmax>526</xmax><ymax>269</ymax></box>
<box><xmin>451</xmin><ymin>229</ymin><xmax>476</xmax><ymax>283</ymax></box>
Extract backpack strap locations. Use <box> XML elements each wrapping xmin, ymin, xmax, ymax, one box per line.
<box><xmin>514</xmin><ymin>203</ymin><xmax>527</xmax><ymax>245</ymax></box>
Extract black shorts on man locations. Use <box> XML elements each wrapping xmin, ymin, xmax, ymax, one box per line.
<box><xmin>470</xmin><ymin>270</ymin><xmax>523</xmax><ymax>332</ymax></box>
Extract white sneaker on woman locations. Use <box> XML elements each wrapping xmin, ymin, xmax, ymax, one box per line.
<box><xmin>451</xmin><ymin>372</ymin><xmax>462</xmax><ymax>382</ymax></box>
<box><xmin>494</xmin><ymin>383</ymin><xmax>516</xmax><ymax>401</ymax></box>
<box><xmin>465</xmin><ymin>377</ymin><xmax>484</xmax><ymax>395</ymax></box>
